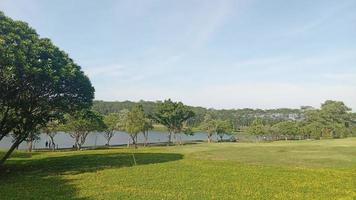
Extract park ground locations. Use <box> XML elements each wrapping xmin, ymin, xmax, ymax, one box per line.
<box><xmin>1</xmin><ymin>138</ymin><xmax>356</xmax><ymax>200</ymax></box>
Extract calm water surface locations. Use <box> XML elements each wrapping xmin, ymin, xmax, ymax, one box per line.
<box><xmin>0</xmin><ymin>131</ymin><xmax>230</xmax><ymax>150</ymax></box>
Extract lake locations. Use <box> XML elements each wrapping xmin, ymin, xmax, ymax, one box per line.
<box><xmin>0</xmin><ymin>131</ymin><xmax>231</xmax><ymax>150</ymax></box>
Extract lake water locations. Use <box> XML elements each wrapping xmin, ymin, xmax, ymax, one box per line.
<box><xmin>0</xmin><ymin>131</ymin><xmax>230</xmax><ymax>150</ymax></box>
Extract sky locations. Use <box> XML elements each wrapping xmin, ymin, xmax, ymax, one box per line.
<box><xmin>1</xmin><ymin>0</ymin><xmax>355</xmax><ymax>110</ymax></box>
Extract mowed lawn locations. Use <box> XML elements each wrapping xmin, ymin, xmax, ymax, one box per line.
<box><xmin>1</xmin><ymin>138</ymin><xmax>356</xmax><ymax>200</ymax></box>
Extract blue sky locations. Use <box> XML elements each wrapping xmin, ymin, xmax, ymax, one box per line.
<box><xmin>1</xmin><ymin>0</ymin><xmax>355</xmax><ymax>110</ymax></box>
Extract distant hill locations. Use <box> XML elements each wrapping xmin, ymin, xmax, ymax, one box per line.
<box><xmin>93</xmin><ymin>100</ymin><xmax>303</xmax><ymax>128</ymax></box>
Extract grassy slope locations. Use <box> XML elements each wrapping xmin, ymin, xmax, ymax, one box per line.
<box><xmin>1</xmin><ymin>138</ymin><xmax>356</xmax><ymax>200</ymax></box>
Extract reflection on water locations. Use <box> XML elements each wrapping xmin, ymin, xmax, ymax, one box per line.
<box><xmin>0</xmin><ymin>131</ymin><xmax>228</xmax><ymax>150</ymax></box>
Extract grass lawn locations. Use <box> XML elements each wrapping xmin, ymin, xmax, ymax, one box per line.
<box><xmin>1</xmin><ymin>138</ymin><xmax>356</xmax><ymax>200</ymax></box>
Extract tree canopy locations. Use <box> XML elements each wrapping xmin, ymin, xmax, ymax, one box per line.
<box><xmin>102</xmin><ymin>113</ymin><xmax>121</xmax><ymax>146</ymax></box>
<box><xmin>63</xmin><ymin>110</ymin><xmax>106</xmax><ymax>150</ymax></box>
<box><xmin>153</xmin><ymin>99</ymin><xmax>195</xmax><ymax>144</ymax></box>
<box><xmin>123</xmin><ymin>105</ymin><xmax>146</xmax><ymax>147</ymax></box>
<box><xmin>0</xmin><ymin>12</ymin><xmax>94</xmax><ymax>165</ymax></box>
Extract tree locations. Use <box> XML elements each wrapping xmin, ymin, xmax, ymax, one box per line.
<box><xmin>42</xmin><ymin>120</ymin><xmax>61</xmax><ymax>151</ymax></box>
<box><xmin>0</xmin><ymin>12</ymin><xmax>94</xmax><ymax>166</ymax></box>
<box><xmin>64</xmin><ymin>110</ymin><xmax>106</xmax><ymax>150</ymax></box>
<box><xmin>245</xmin><ymin>119</ymin><xmax>265</xmax><ymax>139</ymax></box>
<box><xmin>103</xmin><ymin>113</ymin><xmax>120</xmax><ymax>146</ymax></box>
<box><xmin>302</xmin><ymin>121</ymin><xmax>324</xmax><ymax>140</ymax></box>
<box><xmin>142</xmin><ymin>117</ymin><xmax>154</xmax><ymax>147</ymax></box>
<box><xmin>153</xmin><ymin>99</ymin><xmax>195</xmax><ymax>145</ymax></box>
<box><xmin>124</xmin><ymin>105</ymin><xmax>145</xmax><ymax>148</ymax></box>
<box><xmin>24</xmin><ymin>131</ymin><xmax>40</xmax><ymax>153</ymax></box>
<box><xmin>350</xmin><ymin>113</ymin><xmax>356</xmax><ymax>136</ymax></box>
<box><xmin>272</xmin><ymin>120</ymin><xmax>299</xmax><ymax>140</ymax></box>
<box><xmin>215</xmin><ymin>119</ymin><xmax>233</xmax><ymax>142</ymax></box>
<box><xmin>320</xmin><ymin>100</ymin><xmax>351</xmax><ymax>138</ymax></box>
<box><xmin>200</xmin><ymin>114</ymin><xmax>217</xmax><ymax>143</ymax></box>
<box><xmin>302</xmin><ymin>100</ymin><xmax>352</xmax><ymax>139</ymax></box>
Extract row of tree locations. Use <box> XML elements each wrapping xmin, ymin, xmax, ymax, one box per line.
<box><xmin>40</xmin><ymin>99</ymin><xmax>195</xmax><ymax>150</ymax></box>
<box><xmin>244</xmin><ymin>101</ymin><xmax>356</xmax><ymax>140</ymax></box>
<box><xmin>39</xmin><ymin>100</ymin><xmax>355</xmax><ymax>153</ymax></box>
<box><xmin>92</xmin><ymin>100</ymin><xmax>303</xmax><ymax>128</ymax></box>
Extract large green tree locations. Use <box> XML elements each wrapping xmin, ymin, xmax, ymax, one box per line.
<box><xmin>153</xmin><ymin>99</ymin><xmax>195</xmax><ymax>145</ymax></box>
<box><xmin>320</xmin><ymin>100</ymin><xmax>351</xmax><ymax>138</ymax></box>
<box><xmin>0</xmin><ymin>12</ymin><xmax>94</xmax><ymax>165</ymax></box>
<box><xmin>302</xmin><ymin>100</ymin><xmax>352</xmax><ymax>139</ymax></box>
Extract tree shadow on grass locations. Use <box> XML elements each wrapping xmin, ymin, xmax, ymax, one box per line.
<box><xmin>0</xmin><ymin>150</ymin><xmax>41</xmax><ymax>159</ymax></box>
<box><xmin>0</xmin><ymin>152</ymin><xmax>183</xmax><ymax>200</ymax></box>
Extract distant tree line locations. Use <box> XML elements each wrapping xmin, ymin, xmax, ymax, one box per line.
<box><xmin>92</xmin><ymin>100</ymin><xmax>303</xmax><ymax>128</ymax></box>
<box><xmin>244</xmin><ymin>100</ymin><xmax>356</xmax><ymax>141</ymax></box>
<box><xmin>91</xmin><ymin>100</ymin><xmax>355</xmax><ymax>143</ymax></box>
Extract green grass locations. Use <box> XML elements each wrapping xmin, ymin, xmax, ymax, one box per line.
<box><xmin>1</xmin><ymin>138</ymin><xmax>356</xmax><ymax>199</ymax></box>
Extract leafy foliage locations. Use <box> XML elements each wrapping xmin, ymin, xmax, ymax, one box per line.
<box><xmin>123</xmin><ymin>105</ymin><xmax>146</xmax><ymax>147</ymax></box>
<box><xmin>245</xmin><ymin>118</ymin><xmax>266</xmax><ymax>136</ymax></box>
<box><xmin>152</xmin><ymin>99</ymin><xmax>195</xmax><ymax>144</ymax></box>
<box><xmin>271</xmin><ymin>120</ymin><xmax>299</xmax><ymax>140</ymax></box>
<box><xmin>0</xmin><ymin>12</ymin><xmax>94</xmax><ymax>164</ymax></box>
<box><xmin>102</xmin><ymin>113</ymin><xmax>121</xmax><ymax>146</ymax></box>
<box><xmin>92</xmin><ymin>100</ymin><xmax>303</xmax><ymax>128</ymax></box>
<box><xmin>63</xmin><ymin>110</ymin><xmax>106</xmax><ymax>150</ymax></box>
<box><xmin>42</xmin><ymin>120</ymin><xmax>62</xmax><ymax>150</ymax></box>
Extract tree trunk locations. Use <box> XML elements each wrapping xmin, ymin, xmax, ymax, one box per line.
<box><xmin>130</xmin><ymin>135</ymin><xmax>137</xmax><ymax>149</ymax></box>
<box><xmin>106</xmin><ymin>136</ymin><xmax>112</xmax><ymax>146</ymax></box>
<box><xmin>208</xmin><ymin>134</ymin><xmax>212</xmax><ymax>143</ymax></box>
<box><xmin>28</xmin><ymin>140</ymin><xmax>33</xmax><ymax>152</ymax></box>
<box><xmin>167</xmin><ymin>132</ymin><xmax>172</xmax><ymax>146</ymax></box>
<box><xmin>135</xmin><ymin>134</ymin><xmax>138</xmax><ymax>147</ymax></box>
<box><xmin>49</xmin><ymin>136</ymin><xmax>55</xmax><ymax>151</ymax></box>
<box><xmin>103</xmin><ymin>131</ymin><xmax>113</xmax><ymax>146</ymax></box>
<box><xmin>71</xmin><ymin>132</ymin><xmax>80</xmax><ymax>150</ymax></box>
<box><xmin>0</xmin><ymin>138</ymin><xmax>23</xmax><ymax>166</ymax></box>
<box><xmin>75</xmin><ymin>140</ymin><xmax>79</xmax><ymax>150</ymax></box>
<box><xmin>143</xmin><ymin>131</ymin><xmax>148</xmax><ymax>147</ymax></box>
<box><xmin>0</xmin><ymin>133</ymin><xmax>7</xmax><ymax>142</ymax></box>
<box><xmin>173</xmin><ymin>133</ymin><xmax>177</xmax><ymax>145</ymax></box>
<box><xmin>79</xmin><ymin>132</ymin><xmax>89</xmax><ymax>150</ymax></box>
